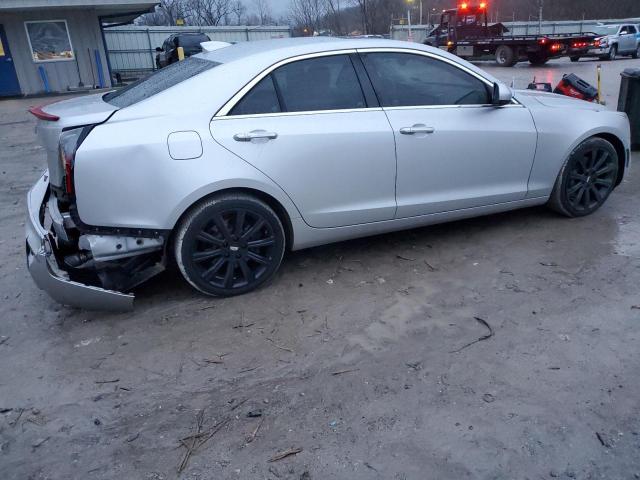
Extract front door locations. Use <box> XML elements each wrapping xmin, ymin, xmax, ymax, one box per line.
<box><xmin>210</xmin><ymin>53</ymin><xmax>397</xmax><ymax>228</ymax></box>
<box><xmin>360</xmin><ymin>50</ymin><xmax>537</xmax><ymax>218</ymax></box>
<box><xmin>0</xmin><ymin>25</ymin><xmax>20</xmax><ymax>97</ymax></box>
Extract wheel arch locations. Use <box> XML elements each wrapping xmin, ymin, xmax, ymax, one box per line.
<box><xmin>170</xmin><ymin>187</ymin><xmax>295</xmax><ymax>251</ymax></box>
<box><xmin>592</xmin><ymin>132</ymin><xmax>626</xmax><ymax>186</ymax></box>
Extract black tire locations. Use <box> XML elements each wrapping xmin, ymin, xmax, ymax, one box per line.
<box><xmin>608</xmin><ymin>45</ymin><xmax>617</xmax><ymax>61</ymax></box>
<box><xmin>495</xmin><ymin>45</ymin><xmax>517</xmax><ymax>67</ymax></box>
<box><xmin>570</xmin><ymin>56</ymin><xmax>580</xmax><ymax>62</ymax></box>
<box><xmin>174</xmin><ymin>194</ymin><xmax>286</xmax><ymax>297</ymax></box>
<box><xmin>632</xmin><ymin>46</ymin><xmax>639</xmax><ymax>59</ymax></box>
<box><xmin>547</xmin><ymin>138</ymin><xmax>619</xmax><ymax>217</ymax></box>
<box><xmin>528</xmin><ymin>52</ymin><xmax>549</xmax><ymax>65</ymax></box>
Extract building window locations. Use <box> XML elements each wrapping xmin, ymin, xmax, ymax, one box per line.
<box><xmin>24</xmin><ymin>20</ymin><xmax>74</xmax><ymax>62</ymax></box>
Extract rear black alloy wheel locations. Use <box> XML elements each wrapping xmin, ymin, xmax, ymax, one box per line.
<box><xmin>548</xmin><ymin>138</ymin><xmax>619</xmax><ymax>217</ymax></box>
<box><xmin>175</xmin><ymin>194</ymin><xmax>285</xmax><ymax>296</ymax></box>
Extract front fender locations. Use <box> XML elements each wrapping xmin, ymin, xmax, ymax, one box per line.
<box><xmin>525</xmin><ymin>105</ymin><xmax>630</xmax><ymax>198</ymax></box>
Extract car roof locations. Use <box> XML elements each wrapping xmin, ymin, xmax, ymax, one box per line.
<box><xmin>198</xmin><ymin>37</ymin><xmax>422</xmax><ymax>65</ymax></box>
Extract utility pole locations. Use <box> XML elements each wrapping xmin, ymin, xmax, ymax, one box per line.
<box><xmin>538</xmin><ymin>0</ymin><xmax>543</xmax><ymax>34</ymax></box>
<box><xmin>419</xmin><ymin>0</ymin><xmax>423</xmax><ymax>26</ymax></box>
<box><xmin>406</xmin><ymin>0</ymin><xmax>414</xmax><ymax>41</ymax></box>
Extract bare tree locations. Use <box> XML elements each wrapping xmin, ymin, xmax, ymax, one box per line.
<box><xmin>230</xmin><ymin>0</ymin><xmax>247</xmax><ymax>25</ymax></box>
<box><xmin>289</xmin><ymin>0</ymin><xmax>326</xmax><ymax>34</ymax></box>
<box><xmin>252</xmin><ymin>0</ymin><xmax>274</xmax><ymax>25</ymax></box>
<box><xmin>188</xmin><ymin>0</ymin><xmax>235</xmax><ymax>25</ymax></box>
<box><xmin>138</xmin><ymin>0</ymin><xmax>190</xmax><ymax>25</ymax></box>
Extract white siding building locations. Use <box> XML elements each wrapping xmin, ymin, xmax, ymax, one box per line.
<box><xmin>0</xmin><ymin>0</ymin><xmax>157</xmax><ymax>96</ymax></box>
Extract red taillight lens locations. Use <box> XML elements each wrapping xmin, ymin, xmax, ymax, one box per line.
<box><xmin>58</xmin><ymin>127</ymin><xmax>87</xmax><ymax>195</ymax></box>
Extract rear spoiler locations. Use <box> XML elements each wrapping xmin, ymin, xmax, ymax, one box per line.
<box><xmin>28</xmin><ymin>105</ymin><xmax>59</xmax><ymax>122</ymax></box>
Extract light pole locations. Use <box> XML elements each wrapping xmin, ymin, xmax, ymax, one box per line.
<box><xmin>538</xmin><ymin>0</ymin><xmax>543</xmax><ymax>34</ymax></box>
<box><xmin>407</xmin><ymin>0</ymin><xmax>413</xmax><ymax>41</ymax></box>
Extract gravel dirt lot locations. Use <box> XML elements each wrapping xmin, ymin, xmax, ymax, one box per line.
<box><xmin>1</xmin><ymin>56</ymin><xmax>640</xmax><ymax>480</ymax></box>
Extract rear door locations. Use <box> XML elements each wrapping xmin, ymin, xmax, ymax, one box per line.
<box><xmin>359</xmin><ymin>49</ymin><xmax>537</xmax><ymax>218</ymax></box>
<box><xmin>619</xmin><ymin>26</ymin><xmax>635</xmax><ymax>53</ymax></box>
<box><xmin>0</xmin><ymin>25</ymin><xmax>21</xmax><ymax>97</ymax></box>
<box><xmin>210</xmin><ymin>52</ymin><xmax>397</xmax><ymax>228</ymax></box>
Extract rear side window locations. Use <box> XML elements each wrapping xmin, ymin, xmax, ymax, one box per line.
<box><xmin>230</xmin><ymin>75</ymin><xmax>281</xmax><ymax>116</ymax></box>
<box><xmin>104</xmin><ymin>57</ymin><xmax>219</xmax><ymax>108</ymax></box>
<box><xmin>179</xmin><ymin>34</ymin><xmax>209</xmax><ymax>47</ymax></box>
<box><xmin>361</xmin><ymin>52</ymin><xmax>490</xmax><ymax>107</ymax></box>
<box><xmin>272</xmin><ymin>55</ymin><xmax>366</xmax><ymax>112</ymax></box>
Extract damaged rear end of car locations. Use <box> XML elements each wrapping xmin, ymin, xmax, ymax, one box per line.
<box><xmin>27</xmin><ymin>95</ymin><xmax>167</xmax><ymax>311</ymax></box>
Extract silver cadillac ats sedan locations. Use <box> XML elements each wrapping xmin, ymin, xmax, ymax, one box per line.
<box><xmin>26</xmin><ymin>37</ymin><xmax>630</xmax><ymax>310</ymax></box>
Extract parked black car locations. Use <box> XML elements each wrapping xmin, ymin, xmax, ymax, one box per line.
<box><xmin>155</xmin><ymin>33</ymin><xmax>210</xmax><ymax>69</ymax></box>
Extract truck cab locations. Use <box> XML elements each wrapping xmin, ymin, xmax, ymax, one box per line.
<box><xmin>425</xmin><ymin>3</ymin><xmax>505</xmax><ymax>48</ymax></box>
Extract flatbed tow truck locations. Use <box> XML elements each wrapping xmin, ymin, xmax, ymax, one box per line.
<box><xmin>424</xmin><ymin>2</ymin><xmax>596</xmax><ymax>66</ymax></box>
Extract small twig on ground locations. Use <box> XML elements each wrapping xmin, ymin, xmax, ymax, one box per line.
<box><xmin>268</xmin><ymin>447</ymin><xmax>303</xmax><ymax>462</ymax></box>
<box><xmin>239</xmin><ymin>366</ymin><xmax>258</xmax><ymax>374</ymax></box>
<box><xmin>266</xmin><ymin>338</ymin><xmax>294</xmax><ymax>353</ymax></box>
<box><xmin>9</xmin><ymin>408</ymin><xmax>24</xmax><ymax>427</ymax></box>
<box><xmin>0</xmin><ymin>336</ymin><xmax>10</xmax><ymax>346</ymax></box>
<box><xmin>177</xmin><ymin>411</ymin><xmax>228</xmax><ymax>473</ymax></box>
<box><xmin>424</xmin><ymin>261</ymin><xmax>438</xmax><ymax>272</ymax></box>
<box><xmin>331</xmin><ymin>368</ymin><xmax>359</xmax><ymax>376</ymax></box>
<box><xmin>246</xmin><ymin>417</ymin><xmax>264</xmax><ymax>444</ymax></box>
<box><xmin>364</xmin><ymin>462</ymin><xmax>379</xmax><ymax>472</ymax></box>
<box><xmin>31</xmin><ymin>436</ymin><xmax>50</xmax><ymax>450</ymax></box>
<box><xmin>449</xmin><ymin>317</ymin><xmax>494</xmax><ymax>353</ymax></box>
<box><xmin>396</xmin><ymin>255</ymin><xmax>415</xmax><ymax>261</ymax></box>
<box><xmin>596</xmin><ymin>432</ymin><xmax>611</xmax><ymax>448</ymax></box>
<box><xmin>94</xmin><ymin>379</ymin><xmax>119</xmax><ymax>384</ymax></box>
<box><xmin>229</xmin><ymin>397</ymin><xmax>249</xmax><ymax>411</ymax></box>
<box><xmin>203</xmin><ymin>353</ymin><xmax>228</xmax><ymax>364</ymax></box>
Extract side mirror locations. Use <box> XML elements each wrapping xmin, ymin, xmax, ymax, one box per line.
<box><xmin>155</xmin><ymin>47</ymin><xmax>162</xmax><ymax>52</ymax></box>
<box><xmin>492</xmin><ymin>82</ymin><xmax>513</xmax><ymax>106</ymax></box>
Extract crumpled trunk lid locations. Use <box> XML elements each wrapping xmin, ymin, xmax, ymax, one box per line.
<box><xmin>33</xmin><ymin>93</ymin><xmax>118</xmax><ymax>188</ymax></box>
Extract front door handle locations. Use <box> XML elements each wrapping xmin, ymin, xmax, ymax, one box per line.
<box><xmin>399</xmin><ymin>125</ymin><xmax>435</xmax><ymax>135</ymax></box>
<box><xmin>233</xmin><ymin>130</ymin><xmax>278</xmax><ymax>142</ymax></box>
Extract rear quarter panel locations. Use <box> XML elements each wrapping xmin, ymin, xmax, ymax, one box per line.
<box><xmin>73</xmin><ymin>111</ymin><xmax>302</xmax><ymax>231</ymax></box>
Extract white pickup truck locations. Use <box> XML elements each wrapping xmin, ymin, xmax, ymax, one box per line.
<box><xmin>571</xmin><ymin>23</ymin><xmax>640</xmax><ymax>62</ymax></box>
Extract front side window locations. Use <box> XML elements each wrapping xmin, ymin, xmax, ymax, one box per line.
<box><xmin>361</xmin><ymin>52</ymin><xmax>490</xmax><ymax>107</ymax></box>
<box><xmin>25</xmin><ymin>20</ymin><xmax>73</xmax><ymax>62</ymax></box>
<box><xmin>271</xmin><ymin>55</ymin><xmax>366</xmax><ymax>112</ymax></box>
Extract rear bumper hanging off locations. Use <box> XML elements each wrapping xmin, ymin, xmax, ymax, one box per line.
<box><xmin>25</xmin><ymin>171</ymin><xmax>134</xmax><ymax>311</ymax></box>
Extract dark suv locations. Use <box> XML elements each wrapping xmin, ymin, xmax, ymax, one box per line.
<box><xmin>155</xmin><ymin>33</ymin><xmax>210</xmax><ymax>69</ymax></box>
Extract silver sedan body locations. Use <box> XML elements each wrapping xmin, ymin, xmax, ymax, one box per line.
<box><xmin>25</xmin><ymin>37</ymin><xmax>631</xmax><ymax>310</ymax></box>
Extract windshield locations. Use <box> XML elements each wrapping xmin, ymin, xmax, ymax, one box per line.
<box><xmin>103</xmin><ymin>57</ymin><xmax>219</xmax><ymax>108</ymax></box>
<box><xmin>180</xmin><ymin>34</ymin><xmax>209</xmax><ymax>48</ymax></box>
<box><xmin>592</xmin><ymin>25</ymin><xmax>620</xmax><ymax>35</ymax></box>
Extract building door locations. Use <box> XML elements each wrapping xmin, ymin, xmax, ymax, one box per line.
<box><xmin>0</xmin><ymin>25</ymin><xmax>21</xmax><ymax>97</ymax></box>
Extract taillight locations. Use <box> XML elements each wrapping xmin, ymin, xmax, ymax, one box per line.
<box><xmin>58</xmin><ymin>127</ymin><xmax>89</xmax><ymax>195</ymax></box>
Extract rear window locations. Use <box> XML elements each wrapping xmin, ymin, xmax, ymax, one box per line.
<box><xmin>104</xmin><ymin>57</ymin><xmax>219</xmax><ymax>108</ymax></box>
<box><xmin>180</xmin><ymin>34</ymin><xmax>209</xmax><ymax>47</ymax></box>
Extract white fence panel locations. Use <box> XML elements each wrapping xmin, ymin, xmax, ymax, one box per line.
<box><xmin>104</xmin><ymin>25</ymin><xmax>291</xmax><ymax>77</ymax></box>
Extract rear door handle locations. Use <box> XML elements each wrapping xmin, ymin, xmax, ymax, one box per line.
<box><xmin>233</xmin><ymin>130</ymin><xmax>278</xmax><ymax>142</ymax></box>
<box><xmin>399</xmin><ymin>125</ymin><xmax>435</xmax><ymax>135</ymax></box>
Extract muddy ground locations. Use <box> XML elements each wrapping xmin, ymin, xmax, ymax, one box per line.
<box><xmin>1</xmin><ymin>57</ymin><xmax>640</xmax><ymax>480</ymax></box>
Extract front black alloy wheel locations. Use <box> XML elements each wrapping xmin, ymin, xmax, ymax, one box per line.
<box><xmin>548</xmin><ymin>138</ymin><xmax>619</xmax><ymax>217</ymax></box>
<box><xmin>175</xmin><ymin>194</ymin><xmax>285</xmax><ymax>296</ymax></box>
